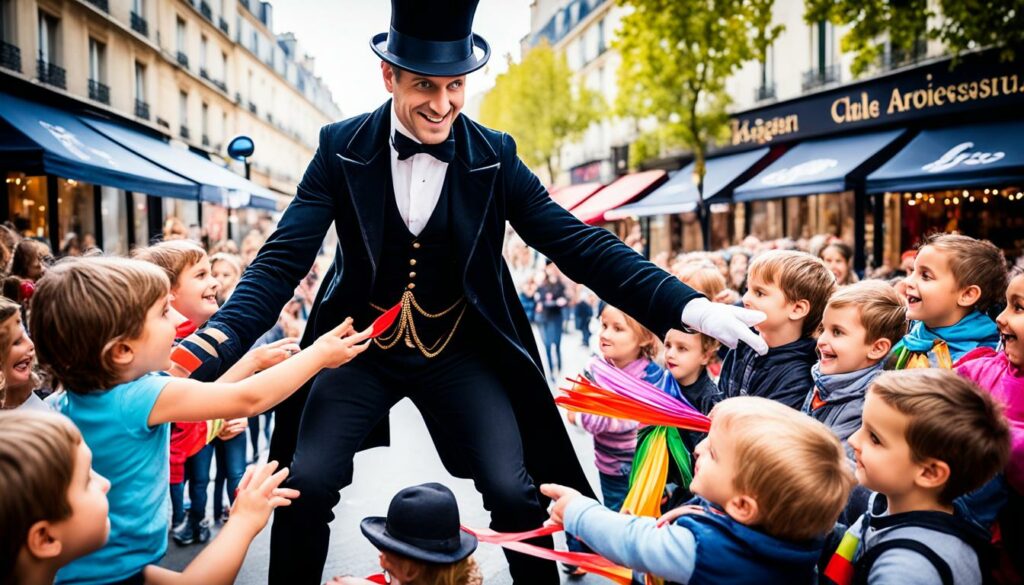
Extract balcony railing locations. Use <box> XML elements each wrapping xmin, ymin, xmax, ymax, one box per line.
<box><xmin>135</xmin><ymin>99</ymin><xmax>150</xmax><ymax>120</ymax></box>
<box><xmin>755</xmin><ymin>83</ymin><xmax>776</xmax><ymax>102</ymax></box>
<box><xmin>202</xmin><ymin>134</ymin><xmax>210</xmax><ymax>146</ymax></box>
<box><xmin>240</xmin><ymin>0</ymin><xmax>250</xmax><ymax>10</ymax></box>
<box><xmin>0</xmin><ymin>41</ymin><xmax>21</xmax><ymax>73</ymax></box>
<box><xmin>179</xmin><ymin>125</ymin><xmax>190</xmax><ymax>139</ymax></box>
<box><xmin>219</xmin><ymin>17</ymin><xmax>229</xmax><ymax>34</ymax></box>
<box><xmin>156</xmin><ymin>117</ymin><xmax>169</xmax><ymax>128</ymax></box>
<box><xmin>248</xmin><ymin>102</ymin><xmax>257</xmax><ymax>114</ymax></box>
<box><xmin>200</xmin><ymin>1</ymin><xmax>212</xmax><ymax>20</ymax></box>
<box><xmin>37</xmin><ymin>58</ymin><xmax>66</xmax><ymax>89</ymax></box>
<box><xmin>802</xmin><ymin>63</ymin><xmax>840</xmax><ymax>91</ymax></box>
<box><xmin>176</xmin><ymin>51</ymin><xmax>189</xmax><ymax>68</ymax></box>
<box><xmin>200</xmin><ymin>67</ymin><xmax>209</xmax><ymax>80</ymax></box>
<box><xmin>885</xmin><ymin>38</ymin><xmax>928</xmax><ymax>70</ymax></box>
<box><xmin>213</xmin><ymin>79</ymin><xmax>227</xmax><ymax>92</ymax></box>
<box><xmin>234</xmin><ymin>92</ymin><xmax>242</xmax><ymax>104</ymax></box>
<box><xmin>86</xmin><ymin>0</ymin><xmax>109</xmax><ymax>12</ymax></box>
<box><xmin>130</xmin><ymin>12</ymin><xmax>148</xmax><ymax>36</ymax></box>
<box><xmin>88</xmin><ymin>79</ymin><xmax>110</xmax><ymax>104</ymax></box>
<box><xmin>267</xmin><ymin>112</ymin><xmax>273</xmax><ymax>123</ymax></box>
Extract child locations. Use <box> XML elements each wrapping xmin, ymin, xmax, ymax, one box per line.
<box><xmin>210</xmin><ymin>252</ymin><xmax>243</xmax><ymax>306</ymax></box>
<box><xmin>824</xmin><ymin>369</ymin><xmax>1010</xmax><ymax>584</ymax></box>
<box><xmin>0</xmin><ymin>409</ymin><xmax>297</xmax><ymax>585</ymax></box>
<box><xmin>801</xmin><ymin>281</ymin><xmax>907</xmax><ymax>452</ymax></box>
<box><xmin>134</xmin><ymin>240</ymin><xmax>233</xmax><ymax>545</ymax></box>
<box><xmin>0</xmin><ymin>296</ymin><xmax>44</xmax><ymax>411</ymax></box>
<box><xmin>543</xmin><ymin>395</ymin><xmax>855</xmax><ymax>584</ymax></box>
<box><xmin>327</xmin><ymin>483</ymin><xmax>482</xmax><ymax>585</ymax></box>
<box><xmin>567</xmin><ymin>303</ymin><xmax>663</xmax><ymax>512</ymax></box>
<box><xmin>718</xmin><ymin>250</ymin><xmax>836</xmax><ymax>409</ymax></box>
<box><xmin>29</xmin><ymin>257</ymin><xmax>370</xmax><ymax>584</ymax></box>
<box><xmin>663</xmin><ymin>329</ymin><xmax>720</xmax><ymax>415</ymax></box>
<box><xmin>895</xmin><ymin>233</ymin><xmax>1005</xmax><ymax>368</ymax></box>
<box><xmin>820</xmin><ymin>242</ymin><xmax>859</xmax><ymax>286</ymax></box>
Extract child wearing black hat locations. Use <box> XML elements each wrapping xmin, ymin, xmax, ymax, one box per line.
<box><xmin>329</xmin><ymin>483</ymin><xmax>483</xmax><ymax>585</ymax></box>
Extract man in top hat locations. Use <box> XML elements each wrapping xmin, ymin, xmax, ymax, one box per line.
<box><xmin>176</xmin><ymin>0</ymin><xmax>768</xmax><ymax>583</ymax></box>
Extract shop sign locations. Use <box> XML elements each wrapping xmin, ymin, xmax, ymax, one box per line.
<box><xmin>39</xmin><ymin>121</ymin><xmax>120</xmax><ymax>167</ymax></box>
<box><xmin>759</xmin><ymin>158</ymin><xmax>838</xmax><ymax>186</ymax></box>
<box><xmin>728</xmin><ymin>50</ymin><xmax>1024</xmax><ymax>150</ymax></box>
<box><xmin>921</xmin><ymin>142</ymin><xmax>1005</xmax><ymax>173</ymax></box>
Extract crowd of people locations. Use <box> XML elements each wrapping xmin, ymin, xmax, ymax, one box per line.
<box><xmin>1</xmin><ymin>219</ymin><xmax>1023</xmax><ymax>585</ymax></box>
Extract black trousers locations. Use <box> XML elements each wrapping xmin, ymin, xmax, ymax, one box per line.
<box><xmin>267</xmin><ymin>344</ymin><xmax>558</xmax><ymax>584</ymax></box>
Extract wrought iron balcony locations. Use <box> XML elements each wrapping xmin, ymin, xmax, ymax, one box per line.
<box><xmin>88</xmin><ymin>79</ymin><xmax>110</xmax><ymax>104</ymax></box>
<box><xmin>248</xmin><ymin>102</ymin><xmax>257</xmax><ymax>114</ymax></box>
<box><xmin>200</xmin><ymin>67</ymin><xmax>209</xmax><ymax>80</ymax></box>
<box><xmin>176</xmin><ymin>51</ymin><xmax>189</xmax><ymax>68</ymax></box>
<box><xmin>130</xmin><ymin>12</ymin><xmax>148</xmax><ymax>36</ymax></box>
<box><xmin>179</xmin><ymin>125</ymin><xmax>191</xmax><ymax>139</ymax></box>
<box><xmin>200</xmin><ymin>1</ymin><xmax>212</xmax><ymax>20</ymax></box>
<box><xmin>135</xmin><ymin>99</ymin><xmax>150</xmax><ymax>120</ymax></box>
<box><xmin>234</xmin><ymin>92</ymin><xmax>242</xmax><ymax>104</ymax></box>
<box><xmin>219</xmin><ymin>17</ymin><xmax>229</xmax><ymax>34</ymax></box>
<box><xmin>156</xmin><ymin>117</ymin><xmax>169</xmax><ymax>128</ymax></box>
<box><xmin>213</xmin><ymin>79</ymin><xmax>227</xmax><ymax>92</ymax></box>
<box><xmin>0</xmin><ymin>41</ymin><xmax>21</xmax><ymax>72</ymax></box>
<box><xmin>755</xmin><ymin>83</ymin><xmax>776</xmax><ymax>102</ymax></box>
<box><xmin>886</xmin><ymin>38</ymin><xmax>928</xmax><ymax>70</ymax></box>
<box><xmin>86</xmin><ymin>0</ymin><xmax>109</xmax><ymax>12</ymax></box>
<box><xmin>202</xmin><ymin>134</ymin><xmax>210</xmax><ymax>146</ymax></box>
<box><xmin>37</xmin><ymin>58</ymin><xmax>66</xmax><ymax>89</ymax></box>
<box><xmin>240</xmin><ymin>0</ymin><xmax>250</xmax><ymax>10</ymax></box>
<box><xmin>801</xmin><ymin>63</ymin><xmax>840</xmax><ymax>91</ymax></box>
<box><xmin>267</xmin><ymin>112</ymin><xmax>273</xmax><ymax>123</ymax></box>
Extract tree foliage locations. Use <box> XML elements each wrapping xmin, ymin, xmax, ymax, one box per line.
<box><xmin>805</xmin><ymin>0</ymin><xmax>1024</xmax><ymax>77</ymax></box>
<box><xmin>613</xmin><ymin>0</ymin><xmax>781</xmax><ymax>177</ymax></box>
<box><xmin>479</xmin><ymin>42</ymin><xmax>604</xmax><ymax>182</ymax></box>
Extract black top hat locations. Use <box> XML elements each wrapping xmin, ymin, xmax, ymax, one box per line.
<box><xmin>360</xmin><ymin>483</ymin><xmax>478</xmax><ymax>564</ymax></box>
<box><xmin>370</xmin><ymin>0</ymin><xmax>491</xmax><ymax>77</ymax></box>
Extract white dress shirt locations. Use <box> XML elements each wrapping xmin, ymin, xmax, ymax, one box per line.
<box><xmin>390</xmin><ymin>105</ymin><xmax>449</xmax><ymax>236</ymax></box>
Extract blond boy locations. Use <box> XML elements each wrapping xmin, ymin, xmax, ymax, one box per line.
<box><xmin>719</xmin><ymin>250</ymin><xmax>837</xmax><ymax>409</ymax></box>
<box><xmin>824</xmin><ymin>370</ymin><xmax>1010</xmax><ymax>584</ymax></box>
<box><xmin>544</xmin><ymin>396</ymin><xmax>854</xmax><ymax>584</ymax></box>
<box><xmin>802</xmin><ymin>280</ymin><xmax>908</xmax><ymax>450</ymax></box>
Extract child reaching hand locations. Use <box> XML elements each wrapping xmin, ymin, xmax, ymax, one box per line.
<box><xmin>0</xmin><ymin>410</ymin><xmax>296</xmax><ymax>585</ymax></box>
<box><xmin>28</xmin><ymin>257</ymin><xmax>370</xmax><ymax>585</ymax></box>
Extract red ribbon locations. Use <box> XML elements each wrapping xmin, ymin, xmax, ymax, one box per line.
<box><xmin>370</xmin><ymin>301</ymin><xmax>402</xmax><ymax>338</ymax></box>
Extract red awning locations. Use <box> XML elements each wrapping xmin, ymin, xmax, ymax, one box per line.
<box><xmin>550</xmin><ymin>182</ymin><xmax>603</xmax><ymax>209</ymax></box>
<box><xmin>570</xmin><ymin>170</ymin><xmax>668</xmax><ymax>224</ymax></box>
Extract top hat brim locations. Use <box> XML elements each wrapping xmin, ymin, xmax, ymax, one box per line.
<box><xmin>370</xmin><ymin>32</ymin><xmax>490</xmax><ymax>77</ymax></box>
<box><xmin>360</xmin><ymin>517</ymin><xmax>478</xmax><ymax>564</ymax></box>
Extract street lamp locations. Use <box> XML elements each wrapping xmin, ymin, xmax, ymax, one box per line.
<box><xmin>226</xmin><ymin>135</ymin><xmax>255</xmax><ymax>240</ymax></box>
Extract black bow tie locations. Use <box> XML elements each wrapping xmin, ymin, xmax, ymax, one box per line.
<box><xmin>392</xmin><ymin>131</ymin><xmax>456</xmax><ymax>163</ymax></box>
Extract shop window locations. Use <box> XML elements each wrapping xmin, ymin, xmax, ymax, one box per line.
<box><xmin>131</xmin><ymin>192</ymin><xmax>149</xmax><ymax>248</ymax></box>
<box><xmin>162</xmin><ymin>197</ymin><xmax>200</xmax><ymax>240</ymax></box>
<box><xmin>748</xmin><ymin>199</ymin><xmax>784</xmax><ymax>241</ymax></box>
<box><xmin>57</xmin><ymin>179</ymin><xmax>96</xmax><ymax>256</ymax></box>
<box><xmin>100</xmin><ymin>186</ymin><xmax>128</xmax><ymax>255</ymax></box>
<box><xmin>202</xmin><ymin>201</ymin><xmax>228</xmax><ymax>247</ymax></box>
<box><xmin>6</xmin><ymin>172</ymin><xmax>47</xmax><ymax>239</ymax></box>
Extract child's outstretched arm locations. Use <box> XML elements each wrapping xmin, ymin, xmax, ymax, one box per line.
<box><xmin>149</xmin><ymin>318</ymin><xmax>370</xmax><ymax>426</ymax></box>
<box><xmin>216</xmin><ymin>337</ymin><xmax>301</xmax><ymax>383</ymax></box>
<box><xmin>143</xmin><ymin>461</ymin><xmax>298</xmax><ymax>585</ymax></box>
<box><xmin>541</xmin><ymin>484</ymin><xmax>697</xmax><ymax>584</ymax></box>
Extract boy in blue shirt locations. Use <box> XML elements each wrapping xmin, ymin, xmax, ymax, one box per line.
<box><xmin>29</xmin><ymin>257</ymin><xmax>370</xmax><ymax>585</ymax></box>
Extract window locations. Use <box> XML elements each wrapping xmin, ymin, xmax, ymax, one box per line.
<box><xmin>200</xmin><ymin>35</ymin><xmax>207</xmax><ymax>70</ymax></box>
<box><xmin>220</xmin><ymin>50</ymin><xmax>227</xmax><ymax>79</ymax></box>
<box><xmin>179</xmin><ymin>90</ymin><xmax>189</xmax><ymax>132</ymax></box>
<box><xmin>134</xmin><ymin>61</ymin><xmax>146</xmax><ymax>100</ymax></box>
<box><xmin>37</xmin><ymin>10</ymin><xmax>59</xmax><ymax>64</ymax></box>
<box><xmin>176</xmin><ymin>17</ymin><xmax>186</xmax><ymax>52</ymax></box>
<box><xmin>100</xmin><ymin>186</ymin><xmax>128</xmax><ymax>256</ymax></box>
<box><xmin>132</xmin><ymin>0</ymin><xmax>143</xmax><ymax>14</ymax></box>
<box><xmin>58</xmin><ymin>179</ymin><xmax>97</xmax><ymax>254</ymax></box>
<box><xmin>201</xmin><ymin>102</ymin><xmax>209</xmax><ymax>138</ymax></box>
<box><xmin>88</xmin><ymin>38</ymin><xmax>105</xmax><ymax>82</ymax></box>
<box><xmin>1</xmin><ymin>0</ymin><xmax>15</xmax><ymax>43</ymax></box>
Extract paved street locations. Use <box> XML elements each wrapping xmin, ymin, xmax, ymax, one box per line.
<box><xmin>159</xmin><ymin>324</ymin><xmax>615</xmax><ymax>584</ymax></box>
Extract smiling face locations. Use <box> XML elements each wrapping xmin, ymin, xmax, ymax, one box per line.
<box><xmin>383</xmin><ymin>63</ymin><xmax>465</xmax><ymax>145</ymax></box>
<box><xmin>848</xmin><ymin>390</ymin><xmax>920</xmax><ymax>499</ymax></box>
<box><xmin>211</xmin><ymin>259</ymin><xmax>240</xmax><ymax>302</ymax></box>
<box><xmin>996</xmin><ymin>274</ymin><xmax>1024</xmax><ymax>368</ymax></box>
<box><xmin>904</xmin><ymin>245</ymin><xmax>977</xmax><ymax>328</ymax></box>
<box><xmin>817</xmin><ymin>305</ymin><xmax>888</xmax><ymax>375</ymax></box>
<box><xmin>121</xmin><ymin>295</ymin><xmax>177</xmax><ymax>378</ymax></box>
<box><xmin>2</xmin><ymin>312</ymin><xmax>35</xmax><ymax>390</ymax></box>
<box><xmin>598</xmin><ymin>306</ymin><xmax>644</xmax><ymax>368</ymax></box>
<box><xmin>171</xmin><ymin>256</ymin><xmax>220</xmax><ymax>326</ymax></box>
<box><xmin>664</xmin><ymin>329</ymin><xmax>710</xmax><ymax>386</ymax></box>
<box><xmin>821</xmin><ymin>247</ymin><xmax>850</xmax><ymax>284</ymax></box>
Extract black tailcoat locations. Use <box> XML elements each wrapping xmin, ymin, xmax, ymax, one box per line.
<box><xmin>201</xmin><ymin>100</ymin><xmax>702</xmax><ymax>496</ymax></box>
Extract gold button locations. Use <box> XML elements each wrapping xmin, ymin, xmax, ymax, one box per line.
<box><xmin>407</xmin><ymin>283</ymin><xmax>416</xmax><ymax>290</ymax></box>
<box><xmin>409</xmin><ymin>259</ymin><xmax>417</xmax><ymax>266</ymax></box>
<box><xmin>412</xmin><ymin>242</ymin><xmax>421</xmax><ymax>249</ymax></box>
<box><xmin>409</xmin><ymin>272</ymin><xmax>417</xmax><ymax>279</ymax></box>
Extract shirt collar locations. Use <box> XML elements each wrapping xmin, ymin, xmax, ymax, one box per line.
<box><xmin>390</xmin><ymin>102</ymin><xmax>420</xmax><ymax>145</ymax></box>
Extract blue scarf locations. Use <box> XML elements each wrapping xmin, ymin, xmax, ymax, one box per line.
<box><xmin>902</xmin><ymin>310</ymin><xmax>1000</xmax><ymax>362</ymax></box>
<box><xmin>810</xmin><ymin>361</ymin><xmax>884</xmax><ymax>405</ymax></box>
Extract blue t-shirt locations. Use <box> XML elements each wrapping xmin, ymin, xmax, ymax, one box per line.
<box><xmin>56</xmin><ymin>373</ymin><xmax>173</xmax><ymax>585</ymax></box>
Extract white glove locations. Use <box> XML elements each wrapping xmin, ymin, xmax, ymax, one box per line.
<box><xmin>680</xmin><ymin>297</ymin><xmax>769</xmax><ymax>356</ymax></box>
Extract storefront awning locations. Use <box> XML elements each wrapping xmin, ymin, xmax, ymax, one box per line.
<box><xmin>551</xmin><ymin>182</ymin><xmax>603</xmax><ymax>209</ymax></box>
<box><xmin>866</xmin><ymin>119</ymin><xmax>1024</xmax><ymax>193</ymax></box>
<box><xmin>734</xmin><ymin>129</ymin><xmax>905</xmax><ymax>202</ymax></box>
<box><xmin>606</xmin><ymin>148</ymin><xmax>770</xmax><ymax>220</ymax></box>
<box><xmin>570</xmin><ymin>170</ymin><xmax>667</xmax><ymax>224</ymax></box>
<box><xmin>0</xmin><ymin>92</ymin><xmax>196</xmax><ymax>199</ymax></box>
<box><xmin>81</xmin><ymin>116</ymin><xmax>279</xmax><ymax>210</ymax></box>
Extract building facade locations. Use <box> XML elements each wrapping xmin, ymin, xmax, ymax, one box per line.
<box><xmin>0</xmin><ymin>0</ymin><xmax>340</xmax><ymax>254</ymax></box>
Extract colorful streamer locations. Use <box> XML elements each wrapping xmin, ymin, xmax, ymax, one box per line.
<box><xmin>893</xmin><ymin>339</ymin><xmax>953</xmax><ymax>369</ymax></box>
<box><xmin>557</xmin><ymin>376</ymin><xmax>711</xmax><ymax>431</ymax></box>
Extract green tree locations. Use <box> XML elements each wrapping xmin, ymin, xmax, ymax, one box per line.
<box><xmin>479</xmin><ymin>42</ymin><xmax>604</xmax><ymax>182</ymax></box>
<box><xmin>614</xmin><ymin>0</ymin><xmax>781</xmax><ymax>247</ymax></box>
<box><xmin>805</xmin><ymin>0</ymin><xmax>1024</xmax><ymax>77</ymax></box>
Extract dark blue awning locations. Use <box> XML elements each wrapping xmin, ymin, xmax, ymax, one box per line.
<box><xmin>81</xmin><ymin>116</ymin><xmax>280</xmax><ymax>209</ymax></box>
<box><xmin>866</xmin><ymin>119</ymin><xmax>1024</xmax><ymax>193</ymax></box>
<box><xmin>0</xmin><ymin>92</ymin><xmax>196</xmax><ymax>199</ymax></box>
<box><xmin>734</xmin><ymin>129</ymin><xmax>905</xmax><ymax>202</ymax></box>
<box><xmin>606</xmin><ymin>148</ymin><xmax>770</xmax><ymax>219</ymax></box>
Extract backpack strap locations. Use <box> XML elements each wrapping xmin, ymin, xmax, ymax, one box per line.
<box><xmin>854</xmin><ymin>538</ymin><xmax>953</xmax><ymax>585</ymax></box>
